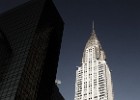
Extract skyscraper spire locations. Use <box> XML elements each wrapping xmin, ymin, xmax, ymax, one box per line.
<box><xmin>85</xmin><ymin>20</ymin><xmax>99</xmax><ymax>49</ymax></box>
<box><xmin>92</xmin><ymin>20</ymin><xmax>95</xmax><ymax>34</ymax></box>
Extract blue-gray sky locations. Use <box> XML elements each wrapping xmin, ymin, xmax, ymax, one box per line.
<box><xmin>0</xmin><ymin>0</ymin><xmax>140</xmax><ymax>100</ymax></box>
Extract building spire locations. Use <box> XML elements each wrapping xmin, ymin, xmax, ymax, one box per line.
<box><xmin>92</xmin><ymin>20</ymin><xmax>95</xmax><ymax>34</ymax></box>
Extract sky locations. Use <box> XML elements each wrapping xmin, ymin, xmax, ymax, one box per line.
<box><xmin>0</xmin><ymin>0</ymin><xmax>140</xmax><ymax>100</ymax></box>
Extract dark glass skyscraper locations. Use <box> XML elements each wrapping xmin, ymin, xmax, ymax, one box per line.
<box><xmin>0</xmin><ymin>0</ymin><xmax>64</xmax><ymax>100</ymax></box>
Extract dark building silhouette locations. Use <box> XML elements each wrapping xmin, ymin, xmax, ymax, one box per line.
<box><xmin>0</xmin><ymin>0</ymin><xmax>64</xmax><ymax>100</ymax></box>
<box><xmin>51</xmin><ymin>84</ymin><xmax>65</xmax><ymax>100</ymax></box>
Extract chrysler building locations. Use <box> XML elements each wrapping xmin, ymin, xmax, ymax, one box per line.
<box><xmin>74</xmin><ymin>22</ymin><xmax>114</xmax><ymax>100</ymax></box>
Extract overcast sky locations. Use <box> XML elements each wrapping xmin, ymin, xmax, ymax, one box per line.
<box><xmin>0</xmin><ymin>0</ymin><xmax>140</xmax><ymax>100</ymax></box>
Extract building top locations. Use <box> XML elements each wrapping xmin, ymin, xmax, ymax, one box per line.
<box><xmin>82</xmin><ymin>22</ymin><xmax>106</xmax><ymax>62</ymax></box>
<box><xmin>84</xmin><ymin>22</ymin><xmax>101</xmax><ymax>49</ymax></box>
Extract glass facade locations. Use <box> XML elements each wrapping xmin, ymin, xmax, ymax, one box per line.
<box><xmin>0</xmin><ymin>0</ymin><xmax>64</xmax><ymax>100</ymax></box>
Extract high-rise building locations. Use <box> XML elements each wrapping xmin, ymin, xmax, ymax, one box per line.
<box><xmin>74</xmin><ymin>23</ymin><xmax>114</xmax><ymax>100</ymax></box>
<box><xmin>0</xmin><ymin>0</ymin><xmax>64</xmax><ymax>100</ymax></box>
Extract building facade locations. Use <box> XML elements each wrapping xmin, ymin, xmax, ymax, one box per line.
<box><xmin>0</xmin><ymin>0</ymin><xmax>64</xmax><ymax>100</ymax></box>
<box><xmin>75</xmin><ymin>23</ymin><xmax>114</xmax><ymax>100</ymax></box>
